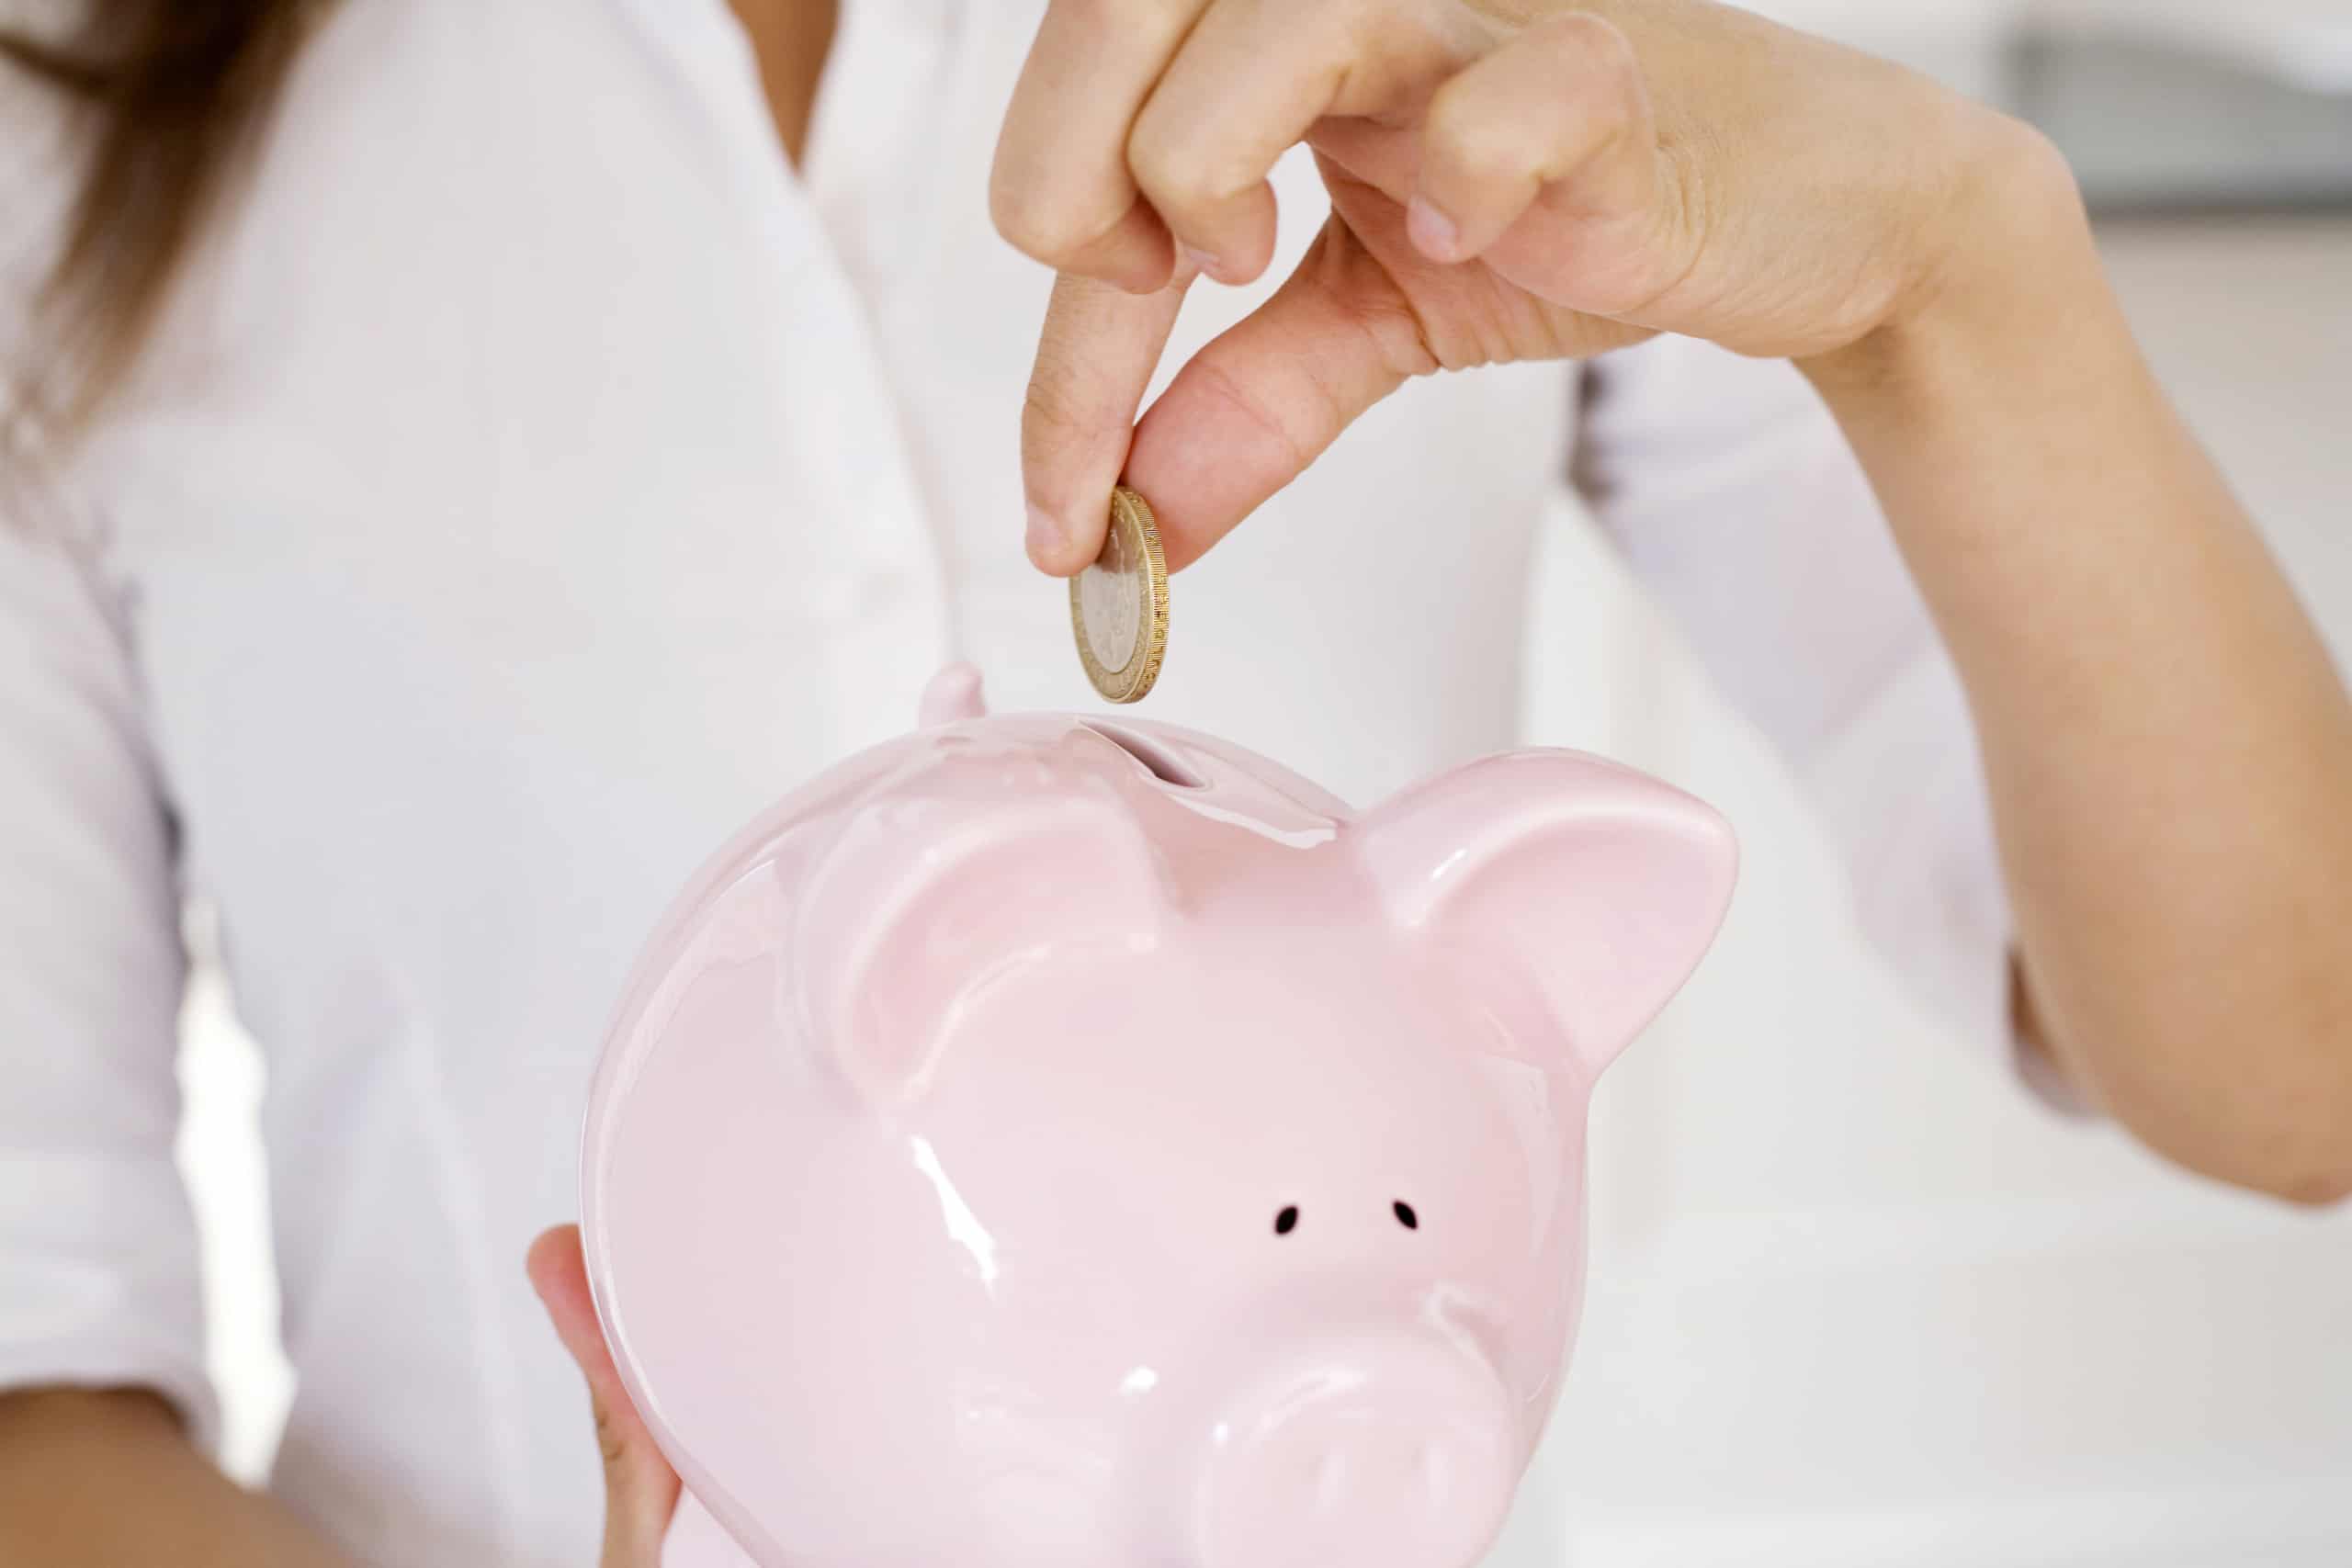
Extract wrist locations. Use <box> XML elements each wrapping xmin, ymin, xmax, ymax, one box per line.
<box><xmin>1800</xmin><ymin>110</ymin><xmax>2104</xmax><ymax>413</ymax></box>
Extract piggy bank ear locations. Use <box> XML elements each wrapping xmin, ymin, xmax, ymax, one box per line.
<box><xmin>791</xmin><ymin>791</ymin><xmax>1168</xmax><ymax>1106</ymax></box>
<box><xmin>1357</xmin><ymin>751</ymin><xmax>1737</xmax><ymax>1084</ymax></box>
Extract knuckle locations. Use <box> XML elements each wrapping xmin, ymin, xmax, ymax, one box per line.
<box><xmin>1542</xmin><ymin>13</ymin><xmax>1642</xmax><ymax>104</ymax></box>
<box><xmin>989</xmin><ymin>169</ymin><xmax>1063</xmax><ymax>258</ymax></box>
<box><xmin>1125</xmin><ymin>116</ymin><xmax>1248</xmax><ymax>222</ymax></box>
<box><xmin>985</xmin><ymin>175</ymin><xmax>1029</xmax><ymax>250</ymax></box>
<box><xmin>1426</xmin><ymin>88</ymin><xmax>1543</xmax><ymax>181</ymax></box>
<box><xmin>1123</xmin><ymin>122</ymin><xmax>1207</xmax><ymax>212</ymax></box>
<box><xmin>990</xmin><ymin>176</ymin><xmax>1107</xmax><ymax>265</ymax></box>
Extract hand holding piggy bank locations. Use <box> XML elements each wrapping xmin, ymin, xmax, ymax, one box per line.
<box><xmin>580</xmin><ymin>666</ymin><xmax>1736</xmax><ymax>1568</ymax></box>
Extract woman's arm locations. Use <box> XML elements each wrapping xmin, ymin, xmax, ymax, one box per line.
<box><xmin>0</xmin><ymin>1224</ymin><xmax>695</xmax><ymax>1567</ymax></box>
<box><xmin>0</xmin><ymin>1228</ymin><xmax>684</xmax><ymax>1567</ymax></box>
<box><xmin>1806</xmin><ymin>148</ymin><xmax>2352</xmax><ymax>1203</ymax></box>
<box><xmin>0</xmin><ymin>1389</ymin><xmax>349</xmax><ymax>1565</ymax></box>
<box><xmin>0</xmin><ymin>475</ymin><xmax>329</xmax><ymax>1547</ymax></box>
<box><xmin>993</xmin><ymin>0</ymin><xmax>2352</xmax><ymax>1204</ymax></box>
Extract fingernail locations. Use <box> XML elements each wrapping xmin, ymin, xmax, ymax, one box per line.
<box><xmin>1025</xmin><ymin>502</ymin><xmax>1069</xmax><ymax>564</ymax></box>
<box><xmin>1407</xmin><ymin>195</ymin><xmax>1459</xmax><ymax>261</ymax></box>
<box><xmin>1182</xmin><ymin>244</ymin><xmax>1224</xmax><ymax>283</ymax></box>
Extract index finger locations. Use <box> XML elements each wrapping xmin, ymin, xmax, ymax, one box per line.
<box><xmin>989</xmin><ymin>0</ymin><xmax>1201</xmax><ymax>292</ymax></box>
<box><xmin>1022</xmin><ymin>264</ymin><xmax>1196</xmax><ymax>575</ymax></box>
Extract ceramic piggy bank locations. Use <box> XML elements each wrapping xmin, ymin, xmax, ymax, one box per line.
<box><xmin>581</xmin><ymin>666</ymin><xmax>1736</xmax><ymax>1568</ymax></box>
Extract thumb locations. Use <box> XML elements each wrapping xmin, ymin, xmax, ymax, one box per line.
<box><xmin>1124</xmin><ymin>185</ymin><xmax>1459</xmax><ymax>571</ymax></box>
<box><xmin>527</xmin><ymin>1224</ymin><xmax>682</xmax><ymax>1568</ymax></box>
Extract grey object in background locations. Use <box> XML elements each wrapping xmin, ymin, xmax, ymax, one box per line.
<box><xmin>2014</xmin><ymin>29</ymin><xmax>2352</xmax><ymax>211</ymax></box>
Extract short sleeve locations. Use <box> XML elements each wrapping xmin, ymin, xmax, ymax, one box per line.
<box><xmin>1573</xmin><ymin>333</ymin><xmax>2078</xmax><ymax>1109</ymax></box>
<box><xmin>0</xmin><ymin>489</ymin><xmax>219</xmax><ymax>1445</ymax></box>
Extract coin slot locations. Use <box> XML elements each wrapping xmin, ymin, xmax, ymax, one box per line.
<box><xmin>1080</xmin><ymin>722</ymin><xmax>1205</xmax><ymax>789</ymax></box>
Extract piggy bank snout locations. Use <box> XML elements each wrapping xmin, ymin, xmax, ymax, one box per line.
<box><xmin>1192</xmin><ymin>1333</ymin><xmax>1519</xmax><ymax>1568</ymax></box>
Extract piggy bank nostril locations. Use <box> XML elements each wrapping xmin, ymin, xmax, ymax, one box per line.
<box><xmin>1193</xmin><ymin>1340</ymin><xmax>1518</xmax><ymax>1568</ymax></box>
<box><xmin>1392</xmin><ymin>1201</ymin><xmax>1418</xmax><ymax>1229</ymax></box>
<box><xmin>1272</xmin><ymin>1205</ymin><xmax>1298</xmax><ymax>1235</ymax></box>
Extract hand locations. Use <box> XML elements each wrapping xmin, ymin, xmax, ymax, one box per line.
<box><xmin>528</xmin><ymin>1225</ymin><xmax>682</xmax><ymax>1568</ymax></box>
<box><xmin>991</xmin><ymin>0</ymin><xmax>2055</xmax><ymax>571</ymax></box>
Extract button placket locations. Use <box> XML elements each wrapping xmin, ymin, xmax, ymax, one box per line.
<box><xmin>616</xmin><ymin>0</ymin><xmax>957</xmax><ymax>749</ymax></box>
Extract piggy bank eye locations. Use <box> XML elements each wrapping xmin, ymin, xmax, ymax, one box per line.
<box><xmin>1392</xmin><ymin>1201</ymin><xmax>1419</xmax><ymax>1230</ymax></box>
<box><xmin>1273</xmin><ymin>1205</ymin><xmax>1300</xmax><ymax>1235</ymax></box>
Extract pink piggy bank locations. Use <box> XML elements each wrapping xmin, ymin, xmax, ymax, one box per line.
<box><xmin>581</xmin><ymin>666</ymin><xmax>1736</xmax><ymax>1568</ymax></box>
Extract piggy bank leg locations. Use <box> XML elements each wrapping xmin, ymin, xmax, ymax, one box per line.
<box><xmin>662</xmin><ymin>1490</ymin><xmax>761</xmax><ymax>1568</ymax></box>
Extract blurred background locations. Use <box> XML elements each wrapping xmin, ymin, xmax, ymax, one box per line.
<box><xmin>174</xmin><ymin>2</ymin><xmax>2350</xmax><ymax>1564</ymax></box>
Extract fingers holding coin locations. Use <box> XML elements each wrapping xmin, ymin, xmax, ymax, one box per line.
<box><xmin>1001</xmin><ymin>0</ymin><xmax>1476</xmax><ymax>571</ymax></box>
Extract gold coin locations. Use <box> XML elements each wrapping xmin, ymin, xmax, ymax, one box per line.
<box><xmin>1070</xmin><ymin>485</ymin><xmax>1169</xmax><ymax>705</ymax></box>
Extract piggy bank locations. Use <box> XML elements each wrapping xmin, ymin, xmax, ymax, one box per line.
<box><xmin>581</xmin><ymin>666</ymin><xmax>1736</xmax><ymax>1568</ymax></box>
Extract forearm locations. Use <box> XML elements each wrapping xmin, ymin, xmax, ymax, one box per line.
<box><xmin>1805</xmin><ymin>128</ymin><xmax>2352</xmax><ymax>1204</ymax></box>
<box><xmin>0</xmin><ymin>1388</ymin><xmax>351</xmax><ymax>1566</ymax></box>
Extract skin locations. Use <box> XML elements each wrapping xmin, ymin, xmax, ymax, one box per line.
<box><xmin>530</xmin><ymin>1226</ymin><xmax>684</xmax><ymax>1567</ymax></box>
<box><xmin>9</xmin><ymin>0</ymin><xmax>2349</xmax><ymax>1561</ymax></box>
<box><xmin>992</xmin><ymin>0</ymin><xmax>2352</xmax><ymax>1206</ymax></box>
<box><xmin>0</xmin><ymin>1386</ymin><xmax>353</xmax><ymax>1565</ymax></box>
<box><xmin>735</xmin><ymin>0</ymin><xmax>838</xmax><ymax>167</ymax></box>
<box><xmin>0</xmin><ymin>1229</ymin><xmax>657</xmax><ymax>1568</ymax></box>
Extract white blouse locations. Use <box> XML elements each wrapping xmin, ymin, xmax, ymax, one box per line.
<box><xmin>0</xmin><ymin>0</ymin><xmax>2008</xmax><ymax>1562</ymax></box>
